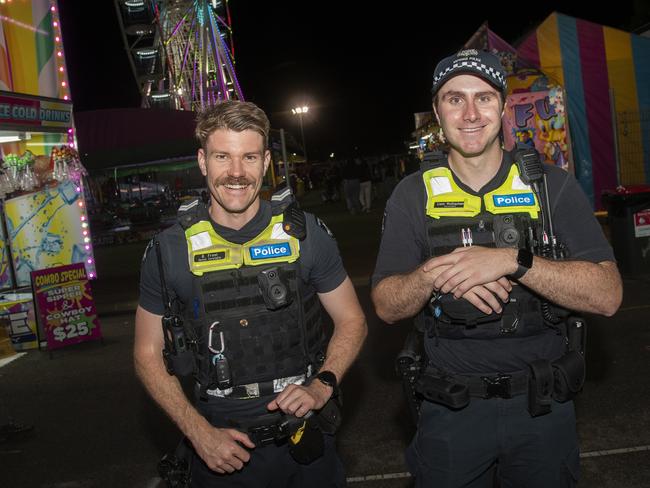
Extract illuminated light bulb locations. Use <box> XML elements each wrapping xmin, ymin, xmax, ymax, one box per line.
<box><xmin>84</xmin><ymin>237</ymin><xmax>91</xmax><ymax>243</ymax></box>
<box><xmin>82</xmin><ymin>230</ymin><xmax>88</xmax><ymax>236</ymax></box>
<box><xmin>61</xmin><ymin>81</ymin><xmax>66</xmax><ymax>87</ymax></box>
<box><xmin>55</xmin><ymin>36</ymin><xmax>60</xmax><ymax>42</ymax></box>
<box><xmin>85</xmin><ymin>245</ymin><xmax>90</xmax><ymax>251</ymax></box>
<box><xmin>57</xmin><ymin>51</ymin><xmax>62</xmax><ymax>57</ymax></box>
<box><xmin>87</xmin><ymin>259</ymin><xmax>93</xmax><ymax>264</ymax></box>
<box><xmin>63</xmin><ymin>95</ymin><xmax>68</xmax><ymax>100</ymax></box>
<box><xmin>50</xmin><ymin>5</ymin><xmax>55</xmax><ymax>11</ymax></box>
<box><xmin>80</xmin><ymin>215</ymin><xmax>86</xmax><ymax>221</ymax></box>
<box><xmin>53</xmin><ymin>21</ymin><xmax>58</xmax><ymax>27</ymax></box>
<box><xmin>89</xmin><ymin>273</ymin><xmax>94</xmax><ymax>278</ymax></box>
<box><xmin>59</xmin><ymin>67</ymin><xmax>63</xmax><ymax>72</ymax></box>
<box><xmin>78</xmin><ymin>201</ymin><xmax>84</xmax><ymax>207</ymax></box>
<box><xmin>82</xmin><ymin>223</ymin><xmax>88</xmax><ymax>228</ymax></box>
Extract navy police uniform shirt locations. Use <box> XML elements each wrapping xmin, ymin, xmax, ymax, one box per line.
<box><xmin>139</xmin><ymin>199</ymin><xmax>347</xmax><ymax>316</ymax></box>
<box><xmin>372</xmin><ymin>150</ymin><xmax>615</xmax><ymax>374</ymax></box>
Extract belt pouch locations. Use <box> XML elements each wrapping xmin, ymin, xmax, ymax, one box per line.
<box><xmin>527</xmin><ymin>359</ymin><xmax>553</xmax><ymax>417</ymax></box>
<box><xmin>415</xmin><ymin>374</ymin><xmax>470</xmax><ymax>409</ymax></box>
<box><xmin>552</xmin><ymin>350</ymin><xmax>585</xmax><ymax>402</ymax></box>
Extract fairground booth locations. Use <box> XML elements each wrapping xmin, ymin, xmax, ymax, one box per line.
<box><xmin>0</xmin><ymin>0</ymin><xmax>100</xmax><ymax>361</ymax></box>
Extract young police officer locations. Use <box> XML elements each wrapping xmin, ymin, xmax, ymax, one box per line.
<box><xmin>135</xmin><ymin>100</ymin><xmax>367</xmax><ymax>486</ymax></box>
<box><xmin>371</xmin><ymin>50</ymin><xmax>622</xmax><ymax>487</ymax></box>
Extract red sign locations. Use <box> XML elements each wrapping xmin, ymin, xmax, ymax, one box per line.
<box><xmin>31</xmin><ymin>263</ymin><xmax>102</xmax><ymax>351</ymax></box>
<box><xmin>634</xmin><ymin>209</ymin><xmax>650</xmax><ymax>238</ymax></box>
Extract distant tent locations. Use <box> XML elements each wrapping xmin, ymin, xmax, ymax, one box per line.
<box><xmin>517</xmin><ymin>12</ymin><xmax>650</xmax><ymax>209</ymax></box>
<box><xmin>464</xmin><ymin>22</ymin><xmax>538</xmax><ymax>74</ymax></box>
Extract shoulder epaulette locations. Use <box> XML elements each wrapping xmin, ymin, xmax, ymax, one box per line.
<box><xmin>270</xmin><ymin>186</ymin><xmax>294</xmax><ymax>215</ymax></box>
<box><xmin>419</xmin><ymin>151</ymin><xmax>447</xmax><ymax>173</ymax></box>
<box><xmin>177</xmin><ymin>198</ymin><xmax>209</xmax><ymax>230</ymax></box>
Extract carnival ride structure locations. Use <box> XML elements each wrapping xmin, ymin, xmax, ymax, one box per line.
<box><xmin>114</xmin><ymin>0</ymin><xmax>244</xmax><ymax>110</ymax></box>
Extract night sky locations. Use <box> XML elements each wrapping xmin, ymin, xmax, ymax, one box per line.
<box><xmin>58</xmin><ymin>1</ymin><xmax>645</xmax><ymax>160</ymax></box>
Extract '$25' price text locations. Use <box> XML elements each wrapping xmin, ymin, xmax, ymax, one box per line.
<box><xmin>53</xmin><ymin>322</ymin><xmax>90</xmax><ymax>342</ymax></box>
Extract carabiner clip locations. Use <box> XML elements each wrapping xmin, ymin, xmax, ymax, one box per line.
<box><xmin>207</xmin><ymin>321</ymin><xmax>225</xmax><ymax>354</ymax></box>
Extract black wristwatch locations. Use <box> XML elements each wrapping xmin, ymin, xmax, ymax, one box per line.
<box><xmin>510</xmin><ymin>248</ymin><xmax>533</xmax><ymax>280</ymax></box>
<box><xmin>315</xmin><ymin>370</ymin><xmax>338</xmax><ymax>392</ymax></box>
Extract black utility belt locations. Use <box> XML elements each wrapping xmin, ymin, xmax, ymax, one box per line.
<box><xmin>417</xmin><ymin>350</ymin><xmax>585</xmax><ymax>417</ymax></box>
<box><xmin>203</xmin><ymin>373</ymin><xmax>309</xmax><ymax>400</ymax></box>
<box><xmin>228</xmin><ymin>412</ymin><xmax>303</xmax><ymax>447</ymax></box>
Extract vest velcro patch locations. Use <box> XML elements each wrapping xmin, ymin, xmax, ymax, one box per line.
<box><xmin>492</xmin><ymin>193</ymin><xmax>535</xmax><ymax>207</ymax></box>
<box><xmin>194</xmin><ymin>251</ymin><xmax>227</xmax><ymax>263</ymax></box>
<box><xmin>249</xmin><ymin>242</ymin><xmax>292</xmax><ymax>260</ymax></box>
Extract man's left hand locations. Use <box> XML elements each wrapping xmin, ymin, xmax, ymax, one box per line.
<box><xmin>266</xmin><ymin>381</ymin><xmax>332</xmax><ymax>418</ymax></box>
<box><xmin>424</xmin><ymin>246</ymin><xmax>517</xmax><ymax>297</ymax></box>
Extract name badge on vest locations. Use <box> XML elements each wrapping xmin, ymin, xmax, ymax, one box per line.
<box><xmin>249</xmin><ymin>242</ymin><xmax>292</xmax><ymax>261</ymax></box>
<box><xmin>194</xmin><ymin>250</ymin><xmax>227</xmax><ymax>263</ymax></box>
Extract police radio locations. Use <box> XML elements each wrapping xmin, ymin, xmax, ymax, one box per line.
<box><xmin>155</xmin><ymin>238</ymin><xmax>195</xmax><ymax>377</ymax></box>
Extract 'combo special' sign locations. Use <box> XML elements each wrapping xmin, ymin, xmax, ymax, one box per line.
<box><xmin>31</xmin><ymin>263</ymin><xmax>102</xmax><ymax>350</ymax></box>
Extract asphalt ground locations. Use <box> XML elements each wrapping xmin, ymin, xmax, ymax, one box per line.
<box><xmin>0</xmin><ymin>191</ymin><xmax>649</xmax><ymax>487</ymax></box>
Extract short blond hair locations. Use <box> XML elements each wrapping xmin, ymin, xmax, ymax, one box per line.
<box><xmin>195</xmin><ymin>100</ymin><xmax>270</xmax><ymax>149</ymax></box>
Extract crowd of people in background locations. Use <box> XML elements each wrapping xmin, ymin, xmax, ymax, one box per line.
<box><xmin>317</xmin><ymin>155</ymin><xmax>416</xmax><ymax>214</ymax></box>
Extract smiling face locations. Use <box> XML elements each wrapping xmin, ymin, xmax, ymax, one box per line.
<box><xmin>197</xmin><ymin>128</ymin><xmax>270</xmax><ymax>229</ymax></box>
<box><xmin>434</xmin><ymin>74</ymin><xmax>504</xmax><ymax>159</ymax></box>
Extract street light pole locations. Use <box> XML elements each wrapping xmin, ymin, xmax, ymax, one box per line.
<box><xmin>291</xmin><ymin>105</ymin><xmax>309</xmax><ymax>163</ymax></box>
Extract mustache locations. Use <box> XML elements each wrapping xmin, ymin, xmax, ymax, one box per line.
<box><xmin>215</xmin><ymin>176</ymin><xmax>253</xmax><ymax>186</ymax></box>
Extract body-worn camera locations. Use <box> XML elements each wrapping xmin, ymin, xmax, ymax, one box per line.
<box><xmin>258</xmin><ymin>267</ymin><xmax>292</xmax><ymax>310</ymax></box>
<box><xmin>493</xmin><ymin>214</ymin><xmax>523</xmax><ymax>248</ymax></box>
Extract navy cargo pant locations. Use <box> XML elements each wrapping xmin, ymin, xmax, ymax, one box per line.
<box><xmin>190</xmin><ymin>433</ymin><xmax>345</xmax><ymax>487</ymax></box>
<box><xmin>406</xmin><ymin>395</ymin><xmax>580</xmax><ymax>488</ymax></box>
<box><xmin>189</xmin><ymin>395</ymin><xmax>346</xmax><ymax>487</ymax></box>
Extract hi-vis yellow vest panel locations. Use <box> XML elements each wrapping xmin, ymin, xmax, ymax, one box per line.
<box><xmin>423</xmin><ymin>165</ymin><xmax>540</xmax><ymax>219</ymax></box>
<box><xmin>184</xmin><ymin>215</ymin><xmax>300</xmax><ymax>275</ymax></box>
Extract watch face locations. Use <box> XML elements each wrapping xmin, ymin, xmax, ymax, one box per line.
<box><xmin>317</xmin><ymin>371</ymin><xmax>337</xmax><ymax>388</ymax></box>
<box><xmin>518</xmin><ymin>249</ymin><xmax>533</xmax><ymax>268</ymax></box>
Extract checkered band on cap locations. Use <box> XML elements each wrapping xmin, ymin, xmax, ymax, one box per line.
<box><xmin>431</xmin><ymin>50</ymin><xmax>507</xmax><ymax>95</ymax></box>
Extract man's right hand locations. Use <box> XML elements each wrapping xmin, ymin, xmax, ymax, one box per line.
<box><xmin>423</xmin><ymin>258</ymin><xmax>511</xmax><ymax>315</ymax></box>
<box><xmin>189</xmin><ymin>422</ymin><xmax>256</xmax><ymax>474</ymax></box>
<box><xmin>460</xmin><ymin>277</ymin><xmax>512</xmax><ymax>315</ymax></box>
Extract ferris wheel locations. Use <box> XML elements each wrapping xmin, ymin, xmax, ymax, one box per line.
<box><xmin>114</xmin><ymin>0</ymin><xmax>244</xmax><ymax>110</ymax></box>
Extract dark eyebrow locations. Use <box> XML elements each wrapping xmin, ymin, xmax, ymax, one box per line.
<box><xmin>441</xmin><ymin>89</ymin><xmax>498</xmax><ymax>100</ymax></box>
<box><xmin>441</xmin><ymin>90</ymin><xmax>466</xmax><ymax>99</ymax></box>
<box><xmin>475</xmin><ymin>91</ymin><xmax>498</xmax><ymax>98</ymax></box>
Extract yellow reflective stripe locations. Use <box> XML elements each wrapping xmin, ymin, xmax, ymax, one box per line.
<box><xmin>185</xmin><ymin>220</ymin><xmax>242</xmax><ymax>275</ymax></box>
<box><xmin>184</xmin><ymin>214</ymin><xmax>301</xmax><ymax>275</ymax></box>
<box><xmin>483</xmin><ymin>165</ymin><xmax>540</xmax><ymax>218</ymax></box>
<box><xmin>423</xmin><ymin>167</ymin><xmax>482</xmax><ymax>218</ymax></box>
<box><xmin>243</xmin><ymin>215</ymin><xmax>300</xmax><ymax>265</ymax></box>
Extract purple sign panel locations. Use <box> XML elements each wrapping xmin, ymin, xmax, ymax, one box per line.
<box><xmin>31</xmin><ymin>263</ymin><xmax>101</xmax><ymax>350</ymax></box>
